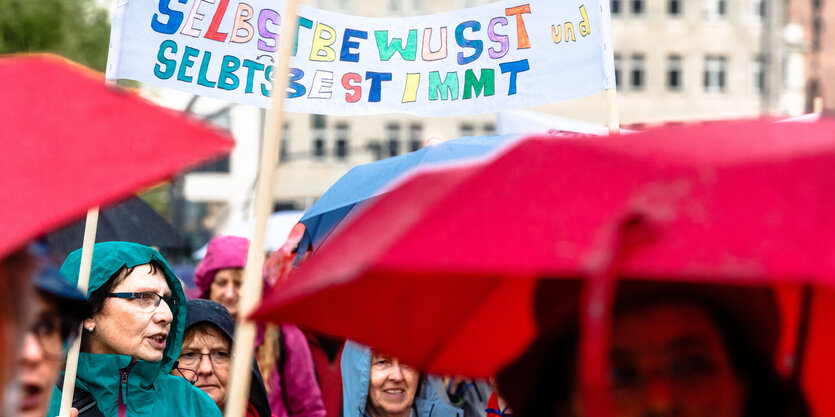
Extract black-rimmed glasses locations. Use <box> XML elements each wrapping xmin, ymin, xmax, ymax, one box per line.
<box><xmin>107</xmin><ymin>292</ymin><xmax>179</xmax><ymax>312</ymax></box>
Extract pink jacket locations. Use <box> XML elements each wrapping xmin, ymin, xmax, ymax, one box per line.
<box><xmin>261</xmin><ymin>323</ymin><xmax>327</xmax><ymax>417</ymax></box>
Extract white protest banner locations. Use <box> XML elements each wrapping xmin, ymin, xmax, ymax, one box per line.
<box><xmin>107</xmin><ymin>0</ymin><xmax>615</xmax><ymax>116</ymax></box>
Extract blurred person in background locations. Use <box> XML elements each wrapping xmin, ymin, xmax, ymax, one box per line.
<box><xmin>194</xmin><ymin>235</ymin><xmax>325</xmax><ymax>417</ymax></box>
<box><xmin>0</xmin><ymin>249</ymin><xmax>36</xmax><ymax>415</ymax></box>
<box><xmin>17</xmin><ymin>266</ymin><xmax>91</xmax><ymax>417</ymax></box>
<box><xmin>497</xmin><ymin>281</ymin><xmax>809</xmax><ymax>417</ymax></box>
<box><xmin>430</xmin><ymin>376</ymin><xmax>491</xmax><ymax>417</ymax></box>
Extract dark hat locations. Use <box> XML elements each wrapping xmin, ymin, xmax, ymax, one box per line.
<box><xmin>183</xmin><ymin>299</ymin><xmax>272</xmax><ymax>417</ymax></box>
<box><xmin>33</xmin><ymin>266</ymin><xmax>92</xmax><ymax>320</ymax></box>
<box><xmin>185</xmin><ymin>298</ymin><xmax>236</xmax><ymax>342</ymax></box>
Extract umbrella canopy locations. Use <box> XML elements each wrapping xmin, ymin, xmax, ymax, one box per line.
<box><xmin>253</xmin><ymin>118</ymin><xmax>835</xmax><ymax>415</ymax></box>
<box><xmin>45</xmin><ymin>195</ymin><xmax>184</xmax><ymax>259</ymax></box>
<box><xmin>0</xmin><ymin>54</ymin><xmax>233</xmax><ymax>259</ymax></box>
<box><xmin>298</xmin><ymin>134</ymin><xmax>518</xmax><ymax>253</ymax></box>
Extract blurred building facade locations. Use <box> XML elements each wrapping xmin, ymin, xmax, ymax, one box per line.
<box><xmin>149</xmin><ymin>0</ymin><xmax>820</xmax><ymax>253</ymax></box>
<box><xmin>787</xmin><ymin>0</ymin><xmax>835</xmax><ymax>113</ymax></box>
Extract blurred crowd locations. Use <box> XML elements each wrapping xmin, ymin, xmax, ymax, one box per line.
<box><xmin>0</xmin><ymin>232</ymin><xmax>809</xmax><ymax>417</ymax></box>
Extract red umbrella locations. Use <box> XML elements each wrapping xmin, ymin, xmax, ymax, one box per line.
<box><xmin>252</xmin><ymin>118</ymin><xmax>835</xmax><ymax>416</ymax></box>
<box><xmin>0</xmin><ymin>54</ymin><xmax>234</xmax><ymax>258</ymax></box>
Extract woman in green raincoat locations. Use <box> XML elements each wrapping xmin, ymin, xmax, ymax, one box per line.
<box><xmin>48</xmin><ymin>242</ymin><xmax>221</xmax><ymax>416</ymax></box>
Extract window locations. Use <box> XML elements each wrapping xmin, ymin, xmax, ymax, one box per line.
<box><xmin>630</xmin><ymin>54</ymin><xmax>645</xmax><ymax>90</ymax></box>
<box><xmin>313</xmin><ymin>138</ymin><xmax>325</xmax><ymax>159</ymax></box>
<box><xmin>813</xmin><ymin>18</ymin><xmax>822</xmax><ymax>51</ymax></box>
<box><xmin>366</xmin><ymin>142</ymin><xmax>383</xmax><ymax>160</ymax></box>
<box><xmin>668</xmin><ymin>0</ymin><xmax>682</xmax><ymax>16</ymax></box>
<box><xmin>409</xmin><ymin>124</ymin><xmax>423</xmax><ymax>152</ymax></box>
<box><xmin>704</xmin><ymin>55</ymin><xmax>727</xmax><ymax>93</ymax></box>
<box><xmin>335</xmin><ymin>140</ymin><xmax>348</xmax><ymax>160</ymax></box>
<box><xmin>703</xmin><ymin>0</ymin><xmax>727</xmax><ymax>20</ymax></box>
<box><xmin>666</xmin><ymin>55</ymin><xmax>683</xmax><ymax>91</ymax></box>
<box><xmin>460</xmin><ymin>123</ymin><xmax>475</xmax><ymax>137</ymax></box>
<box><xmin>611</xmin><ymin>0</ymin><xmax>622</xmax><ymax>15</ymax></box>
<box><xmin>750</xmin><ymin>55</ymin><xmax>765</xmax><ymax>94</ymax></box>
<box><xmin>279</xmin><ymin>122</ymin><xmax>289</xmax><ymax>162</ymax></box>
<box><xmin>631</xmin><ymin>0</ymin><xmax>644</xmax><ymax>15</ymax></box>
<box><xmin>312</xmin><ymin>114</ymin><xmax>326</xmax><ymax>160</ymax></box>
<box><xmin>750</xmin><ymin>0</ymin><xmax>765</xmax><ymax>19</ymax></box>
<box><xmin>614</xmin><ymin>54</ymin><xmax>622</xmax><ymax>88</ymax></box>
<box><xmin>334</xmin><ymin>123</ymin><xmax>349</xmax><ymax>160</ymax></box>
<box><xmin>386</xmin><ymin>123</ymin><xmax>401</xmax><ymax>157</ymax></box>
<box><xmin>483</xmin><ymin>123</ymin><xmax>496</xmax><ymax>135</ymax></box>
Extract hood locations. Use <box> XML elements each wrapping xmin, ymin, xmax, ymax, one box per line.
<box><xmin>341</xmin><ymin>341</ymin><xmax>372</xmax><ymax>417</ymax></box>
<box><xmin>193</xmin><ymin>235</ymin><xmax>249</xmax><ymax>297</ymax></box>
<box><xmin>340</xmin><ymin>341</ymin><xmax>462</xmax><ymax>417</ymax></box>
<box><xmin>60</xmin><ymin>241</ymin><xmax>186</xmax><ymax>375</ymax></box>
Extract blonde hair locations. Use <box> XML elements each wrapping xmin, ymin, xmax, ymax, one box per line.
<box><xmin>256</xmin><ymin>324</ymin><xmax>282</xmax><ymax>392</ymax></box>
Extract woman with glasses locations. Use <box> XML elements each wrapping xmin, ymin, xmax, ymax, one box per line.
<box><xmin>47</xmin><ymin>242</ymin><xmax>222</xmax><ymax>417</ymax></box>
<box><xmin>173</xmin><ymin>299</ymin><xmax>272</xmax><ymax>417</ymax></box>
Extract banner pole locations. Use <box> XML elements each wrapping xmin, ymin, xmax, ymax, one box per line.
<box><xmin>606</xmin><ymin>88</ymin><xmax>620</xmax><ymax>136</ymax></box>
<box><xmin>58</xmin><ymin>1</ymin><xmax>128</xmax><ymax>410</ymax></box>
<box><xmin>58</xmin><ymin>207</ymin><xmax>99</xmax><ymax>417</ymax></box>
<box><xmin>224</xmin><ymin>0</ymin><xmax>299</xmax><ymax>416</ymax></box>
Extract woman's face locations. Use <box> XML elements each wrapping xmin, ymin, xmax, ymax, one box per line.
<box><xmin>84</xmin><ymin>264</ymin><xmax>174</xmax><ymax>362</ymax></box>
<box><xmin>593</xmin><ymin>303</ymin><xmax>745</xmax><ymax>417</ymax></box>
<box><xmin>175</xmin><ymin>326</ymin><xmax>231</xmax><ymax>408</ymax></box>
<box><xmin>208</xmin><ymin>268</ymin><xmax>242</xmax><ymax>318</ymax></box>
<box><xmin>17</xmin><ymin>295</ymin><xmax>64</xmax><ymax>417</ymax></box>
<box><xmin>366</xmin><ymin>352</ymin><xmax>420</xmax><ymax>417</ymax></box>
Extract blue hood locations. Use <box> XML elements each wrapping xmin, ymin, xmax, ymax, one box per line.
<box><xmin>342</xmin><ymin>341</ymin><xmax>372</xmax><ymax>417</ymax></box>
<box><xmin>341</xmin><ymin>341</ymin><xmax>462</xmax><ymax>417</ymax></box>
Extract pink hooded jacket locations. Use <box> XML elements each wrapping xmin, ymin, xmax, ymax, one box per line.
<box><xmin>195</xmin><ymin>235</ymin><xmax>326</xmax><ymax>417</ymax></box>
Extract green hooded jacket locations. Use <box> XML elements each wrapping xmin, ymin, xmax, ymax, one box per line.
<box><xmin>48</xmin><ymin>242</ymin><xmax>221</xmax><ymax>417</ymax></box>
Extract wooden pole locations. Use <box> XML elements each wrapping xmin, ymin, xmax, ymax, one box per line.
<box><xmin>58</xmin><ymin>207</ymin><xmax>99</xmax><ymax>417</ymax></box>
<box><xmin>606</xmin><ymin>88</ymin><xmax>620</xmax><ymax>136</ymax></box>
<box><xmin>224</xmin><ymin>0</ymin><xmax>298</xmax><ymax>416</ymax></box>
<box><xmin>57</xmin><ymin>3</ymin><xmax>128</xmax><ymax>407</ymax></box>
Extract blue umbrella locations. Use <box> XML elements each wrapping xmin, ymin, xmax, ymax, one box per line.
<box><xmin>298</xmin><ymin>135</ymin><xmax>518</xmax><ymax>255</ymax></box>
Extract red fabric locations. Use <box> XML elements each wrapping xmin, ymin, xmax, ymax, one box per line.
<box><xmin>306</xmin><ymin>334</ymin><xmax>343</xmax><ymax>417</ymax></box>
<box><xmin>252</xmin><ymin>118</ymin><xmax>835</xmax><ymax>411</ymax></box>
<box><xmin>485</xmin><ymin>392</ymin><xmax>509</xmax><ymax>417</ymax></box>
<box><xmin>0</xmin><ymin>54</ymin><xmax>233</xmax><ymax>259</ymax></box>
<box><xmin>256</xmin><ymin>120</ymin><xmax>835</xmax><ymax>376</ymax></box>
